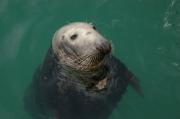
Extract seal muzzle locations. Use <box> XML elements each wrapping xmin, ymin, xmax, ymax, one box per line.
<box><xmin>96</xmin><ymin>39</ymin><xmax>112</xmax><ymax>55</ymax></box>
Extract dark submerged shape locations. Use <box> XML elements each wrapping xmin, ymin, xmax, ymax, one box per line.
<box><xmin>24</xmin><ymin>22</ymin><xmax>142</xmax><ymax>119</ymax></box>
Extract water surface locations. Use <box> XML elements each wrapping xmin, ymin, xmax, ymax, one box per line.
<box><xmin>0</xmin><ymin>0</ymin><xmax>180</xmax><ymax>119</ymax></box>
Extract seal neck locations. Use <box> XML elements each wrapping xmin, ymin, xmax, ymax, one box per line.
<box><xmin>52</xmin><ymin>49</ymin><xmax>111</xmax><ymax>91</ymax></box>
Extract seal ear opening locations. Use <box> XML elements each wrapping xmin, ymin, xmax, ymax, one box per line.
<box><xmin>92</xmin><ymin>25</ymin><xmax>96</xmax><ymax>30</ymax></box>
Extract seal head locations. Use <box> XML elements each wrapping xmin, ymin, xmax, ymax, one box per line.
<box><xmin>52</xmin><ymin>22</ymin><xmax>111</xmax><ymax>71</ymax></box>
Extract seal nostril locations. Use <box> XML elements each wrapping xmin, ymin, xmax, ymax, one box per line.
<box><xmin>106</xmin><ymin>43</ymin><xmax>112</xmax><ymax>53</ymax></box>
<box><xmin>96</xmin><ymin>47</ymin><xmax>102</xmax><ymax>52</ymax></box>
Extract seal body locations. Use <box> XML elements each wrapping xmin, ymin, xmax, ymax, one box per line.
<box><xmin>24</xmin><ymin>22</ymin><xmax>142</xmax><ymax>119</ymax></box>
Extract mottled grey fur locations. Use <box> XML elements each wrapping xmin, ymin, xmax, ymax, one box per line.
<box><xmin>24</xmin><ymin>23</ymin><xmax>142</xmax><ymax>119</ymax></box>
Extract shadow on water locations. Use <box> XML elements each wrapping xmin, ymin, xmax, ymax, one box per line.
<box><xmin>0</xmin><ymin>0</ymin><xmax>180</xmax><ymax>119</ymax></box>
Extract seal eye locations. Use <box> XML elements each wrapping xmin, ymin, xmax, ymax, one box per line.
<box><xmin>70</xmin><ymin>34</ymin><xmax>78</xmax><ymax>40</ymax></box>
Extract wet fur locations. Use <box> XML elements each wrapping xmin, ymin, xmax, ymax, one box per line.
<box><xmin>24</xmin><ymin>22</ymin><xmax>142</xmax><ymax>119</ymax></box>
<box><xmin>24</xmin><ymin>48</ymin><xmax>137</xmax><ymax>119</ymax></box>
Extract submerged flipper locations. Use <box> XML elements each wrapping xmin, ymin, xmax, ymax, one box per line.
<box><xmin>125</xmin><ymin>71</ymin><xmax>144</xmax><ymax>97</ymax></box>
<box><xmin>111</xmin><ymin>55</ymin><xmax>144</xmax><ymax>97</ymax></box>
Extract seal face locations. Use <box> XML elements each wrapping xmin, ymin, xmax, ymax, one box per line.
<box><xmin>52</xmin><ymin>22</ymin><xmax>111</xmax><ymax>71</ymax></box>
<box><xmin>24</xmin><ymin>22</ymin><xmax>143</xmax><ymax>119</ymax></box>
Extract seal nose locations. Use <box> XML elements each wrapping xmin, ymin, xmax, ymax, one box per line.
<box><xmin>96</xmin><ymin>40</ymin><xmax>111</xmax><ymax>55</ymax></box>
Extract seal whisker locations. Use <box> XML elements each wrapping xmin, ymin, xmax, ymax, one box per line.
<box><xmin>78</xmin><ymin>54</ymin><xmax>94</xmax><ymax>65</ymax></box>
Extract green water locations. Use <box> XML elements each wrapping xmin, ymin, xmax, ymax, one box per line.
<box><xmin>0</xmin><ymin>0</ymin><xmax>180</xmax><ymax>119</ymax></box>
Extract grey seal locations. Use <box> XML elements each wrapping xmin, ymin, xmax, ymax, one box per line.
<box><xmin>24</xmin><ymin>22</ymin><xmax>143</xmax><ymax>119</ymax></box>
